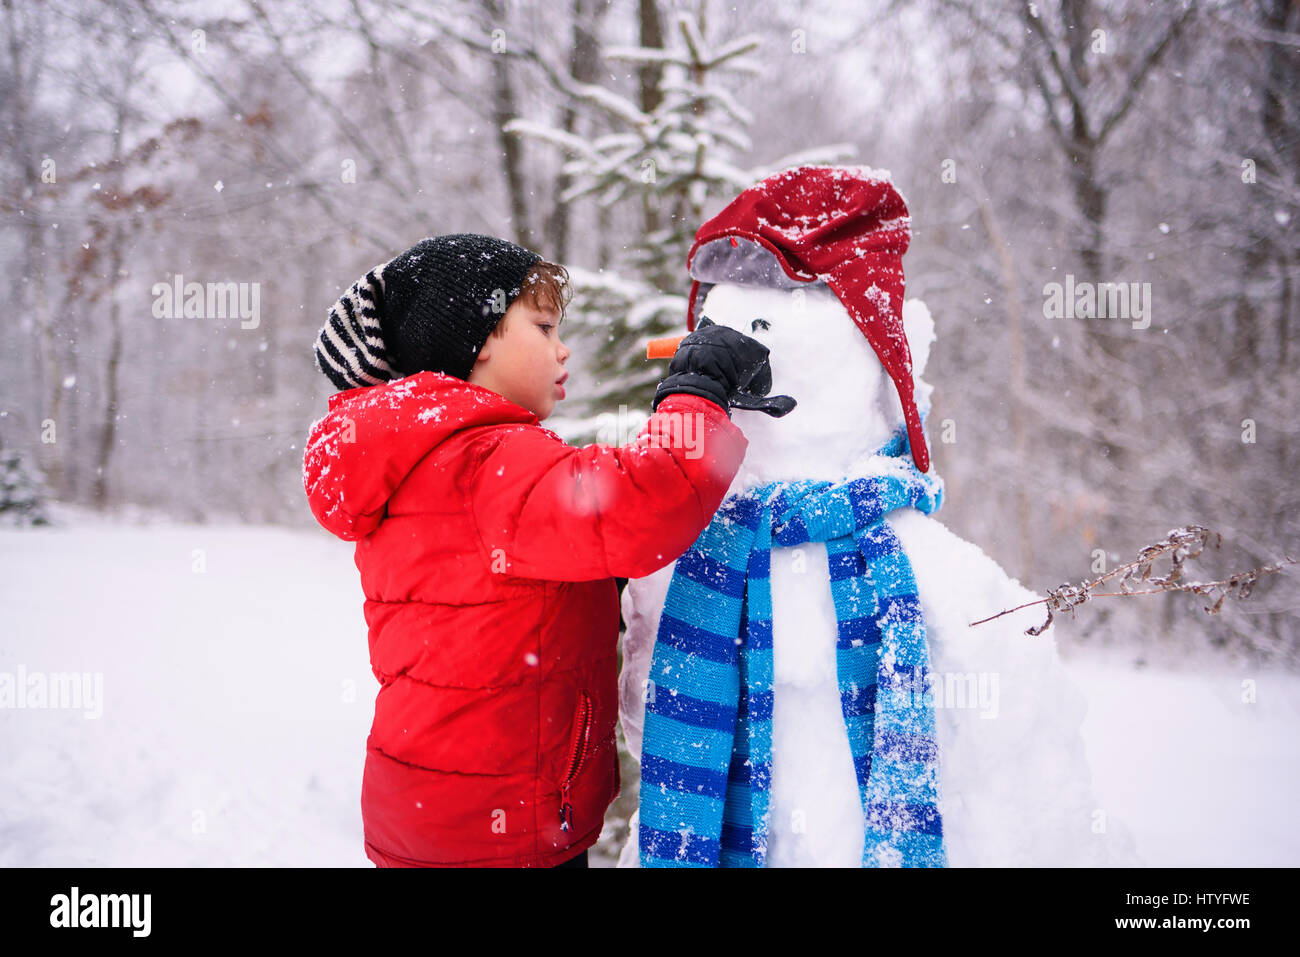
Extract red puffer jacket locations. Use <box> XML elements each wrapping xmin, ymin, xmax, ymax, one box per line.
<box><xmin>302</xmin><ymin>370</ymin><xmax>748</xmax><ymax>867</ymax></box>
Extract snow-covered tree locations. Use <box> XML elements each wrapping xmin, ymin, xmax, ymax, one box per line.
<box><xmin>504</xmin><ymin>9</ymin><xmax>854</xmax><ymax>432</ymax></box>
<box><xmin>0</xmin><ymin>443</ymin><xmax>52</xmax><ymax>527</ymax></box>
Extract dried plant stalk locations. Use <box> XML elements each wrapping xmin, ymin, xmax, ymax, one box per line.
<box><xmin>969</xmin><ymin>525</ymin><xmax>1297</xmax><ymax>636</ymax></box>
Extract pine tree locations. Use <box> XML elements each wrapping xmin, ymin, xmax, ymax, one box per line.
<box><xmin>0</xmin><ymin>442</ymin><xmax>53</xmax><ymax>527</ymax></box>
<box><xmin>505</xmin><ymin>9</ymin><xmax>853</xmax><ymax>441</ymax></box>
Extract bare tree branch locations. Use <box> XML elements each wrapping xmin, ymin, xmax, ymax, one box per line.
<box><xmin>970</xmin><ymin>525</ymin><xmax>1299</xmax><ymax>637</ymax></box>
<box><xmin>131</xmin><ymin>0</ymin><xmax>395</xmax><ymax>250</ymax></box>
<box><xmin>1096</xmin><ymin>2</ymin><xmax>1199</xmax><ymax>144</ymax></box>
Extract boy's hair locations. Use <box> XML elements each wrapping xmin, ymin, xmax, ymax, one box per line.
<box><xmin>490</xmin><ymin>260</ymin><xmax>572</xmax><ymax>337</ymax></box>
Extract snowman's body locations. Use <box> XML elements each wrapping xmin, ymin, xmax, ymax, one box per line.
<box><xmin>617</xmin><ymin>283</ymin><xmax>1139</xmax><ymax>867</ymax></box>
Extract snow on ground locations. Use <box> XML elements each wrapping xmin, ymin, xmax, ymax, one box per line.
<box><xmin>1</xmin><ymin>507</ymin><xmax>1296</xmax><ymax>867</ymax></box>
<box><xmin>1062</xmin><ymin>643</ymin><xmax>1300</xmax><ymax>867</ymax></box>
<box><xmin>0</xmin><ymin>506</ymin><xmax>376</xmax><ymax>867</ymax></box>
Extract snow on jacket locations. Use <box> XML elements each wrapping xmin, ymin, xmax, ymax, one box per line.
<box><xmin>302</xmin><ymin>370</ymin><xmax>749</xmax><ymax>866</ymax></box>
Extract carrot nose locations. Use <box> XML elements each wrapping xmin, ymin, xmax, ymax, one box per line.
<box><xmin>646</xmin><ymin>335</ymin><xmax>687</xmax><ymax>359</ymax></box>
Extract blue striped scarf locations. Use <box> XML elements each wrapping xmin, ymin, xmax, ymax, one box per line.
<box><xmin>637</xmin><ymin>424</ymin><xmax>947</xmax><ymax>867</ymax></box>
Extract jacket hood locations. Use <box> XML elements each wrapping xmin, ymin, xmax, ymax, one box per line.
<box><xmin>303</xmin><ymin>370</ymin><xmax>538</xmax><ymax>541</ymax></box>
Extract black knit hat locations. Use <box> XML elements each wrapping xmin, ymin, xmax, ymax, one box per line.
<box><xmin>314</xmin><ymin>233</ymin><xmax>542</xmax><ymax>391</ymax></box>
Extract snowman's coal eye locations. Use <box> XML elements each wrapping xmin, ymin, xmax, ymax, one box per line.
<box><xmin>752</xmin><ymin>318</ymin><xmax>771</xmax><ymax>332</ymax></box>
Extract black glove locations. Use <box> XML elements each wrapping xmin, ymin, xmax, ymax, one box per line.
<box><xmin>651</xmin><ymin>317</ymin><xmax>797</xmax><ymax>418</ymax></box>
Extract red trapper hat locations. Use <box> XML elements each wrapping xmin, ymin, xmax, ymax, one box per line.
<box><xmin>684</xmin><ymin>165</ymin><xmax>929</xmax><ymax>473</ymax></box>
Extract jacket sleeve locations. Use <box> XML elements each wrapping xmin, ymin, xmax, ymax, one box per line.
<box><xmin>468</xmin><ymin>393</ymin><xmax>749</xmax><ymax>581</ymax></box>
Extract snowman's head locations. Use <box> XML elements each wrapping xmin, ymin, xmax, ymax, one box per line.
<box><xmin>684</xmin><ymin>164</ymin><xmax>932</xmax><ymax>475</ymax></box>
<box><xmin>698</xmin><ymin>281</ymin><xmax>935</xmax><ymax>485</ymax></box>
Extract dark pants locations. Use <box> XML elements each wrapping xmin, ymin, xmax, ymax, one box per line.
<box><xmin>552</xmin><ymin>849</ymin><xmax>588</xmax><ymax>868</ymax></box>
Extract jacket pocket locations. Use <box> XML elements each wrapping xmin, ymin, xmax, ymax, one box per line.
<box><xmin>558</xmin><ymin>690</ymin><xmax>593</xmax><ymax>833</ymax></box>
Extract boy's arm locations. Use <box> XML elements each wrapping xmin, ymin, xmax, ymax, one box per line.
<box><xmin>469</xmin><ymin>393</ymin><xmax>748</xmax><ymax>581</ymax></box>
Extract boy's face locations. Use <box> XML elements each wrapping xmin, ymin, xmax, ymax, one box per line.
<box><xmin>467</xmin><ymin>298</ymin><xmax>570</xmax><ymax>420</ymax></box>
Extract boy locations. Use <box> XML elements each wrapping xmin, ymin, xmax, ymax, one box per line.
<box><xmin>303</xmin><ymin>233</ymin><xmax>793</xmax><ymax>867</ymax></box>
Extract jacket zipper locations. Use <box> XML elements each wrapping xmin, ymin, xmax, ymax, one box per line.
<box><xmin>559</xmin><ymin>690</ymin><xmax>593</xmax><ymax>832</ymax></box>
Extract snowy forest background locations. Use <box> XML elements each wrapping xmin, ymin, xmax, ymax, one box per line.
<box><xmin>0</xmin><ymin>1</ymin><xmax>1289</xmax><ymax>657</ymax></box>
<box><xmin>1</xmin><ymin>0</ymin><xmax>1298</xmax><ymax>870</ymax></box>
<box><xmin>3</xmin><ymin>0</ymin><xmax>1294</xmax><ymax>662</ymax></box>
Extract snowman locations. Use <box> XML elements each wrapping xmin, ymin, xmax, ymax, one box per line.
<box><xmin>617</xmin><ymin>165</ymin><xmax>1139</xmax><ymax>867</ymax></box>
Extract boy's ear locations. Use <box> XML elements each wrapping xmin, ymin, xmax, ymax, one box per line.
<box><xmin>476</xmin><ymin>323</ymin><xmax>499</xmax><ymax>363</ymax></box>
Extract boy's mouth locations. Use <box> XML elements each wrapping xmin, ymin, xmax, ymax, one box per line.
<box><xmin>555</xmin><ymin>371</ymin><xmax>568</xmax><ymax>399</ymax></box>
